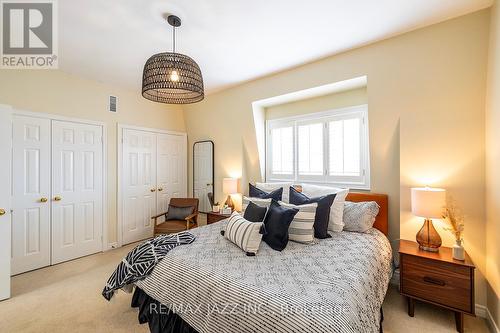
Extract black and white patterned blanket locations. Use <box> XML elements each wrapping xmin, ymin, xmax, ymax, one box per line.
<box><xmin>136</xmin><ymin>221</ymin><xmax>392</xmax><ymax>333</ymax></box>
<box><xmin>102</xmin><ymin>231</ymin><xmax>196</xmax><ymax>301</ymax></box>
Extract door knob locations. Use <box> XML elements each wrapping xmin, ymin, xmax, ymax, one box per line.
<box><xmin>150</xmin><ymin>189</ymin><xmax>156</xmax><ymax>192</ymax></box>
<box><xmin>158</xmin><ymin>188</ymin><xmax>163</xmax><ymax>192</ymax></box>
<box><xmin>0</xmin><ymin>209</ymin><xmax>5</xmax><ymax>216</ymax></box>
<box><xmin>54</xmin><ymin>196</ymin><xmax>62</xmax><ymax>201</ymax></box>
<box><xmin>40</xmin><ymin>197</ymin><xmax>48</xmax><ymax>203</ymax></box>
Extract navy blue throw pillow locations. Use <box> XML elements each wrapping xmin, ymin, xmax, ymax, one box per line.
<box><xmin>248</xmin><ymin>183</ymin><xmax>283</xmax><ymax>201</ymax></box>
<box><xmin>243</xmin><ymin>201</ymin><xmax>268</xmax><ymax>222</ymax></box>
<box><xmin>262</xmin><ymin>200</ymin><xmax>298</xmax><ymax>251</ymax></box>
<box><xmin>289</xmin><ymin>187</ymin><xmax>336</xmax><ymax>239</ymax></box>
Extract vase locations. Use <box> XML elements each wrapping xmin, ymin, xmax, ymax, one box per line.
<box><xmin>453</xmin><ymin>239</ymin><xmax>465</xmax><ymax>261</ymax></box>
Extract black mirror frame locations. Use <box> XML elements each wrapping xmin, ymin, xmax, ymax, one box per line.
<box><xmin>193</xmin><ymin>140</ymin><xmax>214</xmax><ymax>212</ymax></box>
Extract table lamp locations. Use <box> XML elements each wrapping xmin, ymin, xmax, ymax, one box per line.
<box><xmin>411</xmin><ymin>187</ymin><xmax>446</xmax><ymax>252</ymax></box>
<box><xmin>223</xmin><ymin>178</ymin><xmax>238</xmax><ymax>211</ymax></box>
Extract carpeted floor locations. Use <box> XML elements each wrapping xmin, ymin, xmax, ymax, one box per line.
<box><xmin>0</xmin><ymin>242</ymin><xmax>490</xmax><ymax>333</ymax></box>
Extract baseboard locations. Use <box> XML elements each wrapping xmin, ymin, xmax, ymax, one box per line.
<box><xmin>106</xmin><ymin>242</ymin><xmax>119</xmax><ymax>251</ymax></box>
<box><xmin>390</xmin><ymin>268</ymin><xmax>400</xmax><ymax>286</ymax></box>
<box><xmin>484</xmin><ymin>305</ymin><xmax>500</xmax><ymax>333</ymax></box>
<box><xmin>476</xmin><ymin>304</ymin><xmax>487</xmax><ymax>318</ymax></box>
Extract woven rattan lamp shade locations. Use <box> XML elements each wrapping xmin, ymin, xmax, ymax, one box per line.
<box><xmin>142</xmin><ymin>52</ymin><xmax>204</xmax><ymax>104</ymax></box>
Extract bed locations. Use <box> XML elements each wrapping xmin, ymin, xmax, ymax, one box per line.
<box><xmin>131</xmin><ymin>192</ymin><xmax>392</xmax><ymax>333</ymax></box>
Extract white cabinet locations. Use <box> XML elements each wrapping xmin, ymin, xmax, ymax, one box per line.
<box><xmin>10</xmin><ymin>114</ymin><xmax>105</xmax><ymax>275</ymax></box>
<box><xmin>120</xmin><ymin>126</ymin><xmax>187</xmax><ymax>245</ymax></box>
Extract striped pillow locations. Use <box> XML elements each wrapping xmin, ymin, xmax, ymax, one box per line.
<box><xmin>242</xmin><ymin>196</ymin><xmax>272</xmax><ymax>215</ymax></box>
<box><xmin>279</xmin><ymin>202</ymin><xmax>318</xmax><ymax>244</ymax></box>
<box><xmin>224</xmin><ymin>212</ymin><xmax>264</xmax><ymax>255</ymax></box>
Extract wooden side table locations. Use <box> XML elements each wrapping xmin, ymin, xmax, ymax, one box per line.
<box><xmin>207</xmin><ymin>211</ymin><xmax>231</xmax><ymax>224</ymax></box>
<box><xmin>399</xmin><ymin>240</ymin><xmax>475</xmax><ymax>333</ymax></box>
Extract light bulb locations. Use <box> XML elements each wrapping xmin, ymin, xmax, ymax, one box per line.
<box><xmin>170</xmin><ymin>70</ymin><xmax>179</xmax><ymax>82</ymax></box>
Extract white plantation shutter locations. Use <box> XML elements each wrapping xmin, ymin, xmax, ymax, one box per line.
<box><xmin>329</xmin><ymin>117</ymin><xmax>361</xmax><ymax>176</ymax></box>
<box><xmin>266</xmin><ymin>105</ymin><xmax>370</xmax><ymax>189</ymax></box>
<box><xmin>268</xmin><ymin>123</ymin><xmax>294</xmax><ymax>179</ymax></box>
<box><xmin>298</xmin><ymin>122</ymin><xmax>323</xmax><ymax>176</ymax></box>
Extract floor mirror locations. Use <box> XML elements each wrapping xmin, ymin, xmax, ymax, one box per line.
<box><xmin>193</xmin><ymin>140</ymin><xmax>214</xmax><ymax>213</ymax></box>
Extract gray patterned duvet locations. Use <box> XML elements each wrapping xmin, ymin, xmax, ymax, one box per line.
<box><xmin>136</xmin><ymin>220</ymin><xmax>392</xmax><ymax>333</ymax></box>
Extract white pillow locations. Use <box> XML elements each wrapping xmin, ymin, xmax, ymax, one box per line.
<box><xmin>255</xmin><ymin>182</ymin><xmax>293</xmax><ymax>203</ymax></box>
<box><xmin>242</xmin><ymin>196</ymin><xmax>272</xmax><ymax>215</ymax></box>
<box><xmin>299</xmin><ymin>184</ymin><xmax>349</xmax><ymax>232</ymax></box>
<box><xmin>343</xmin><ymin>201</ymin><xmax>379</xmax><ymax>233</ymax></box>
<box><xmin>224</xmin><ymin>212</ymin><xmax>264</xmax><ymax>255</ymax></box>
<box><xmin>279</xmin><ymin>202</ymin><xmax>317</xmax><ymax>244</ymax></box>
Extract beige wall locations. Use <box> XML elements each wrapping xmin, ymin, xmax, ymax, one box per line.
<box><xmin>183</xmin><ymin>10</ymin><xmax>490</xmax><ymax>306</ymax></box>
<box><xmin>486</xmin><ymin>0</ymin><xmax>500</xmax><ymax>328</ymax></box>
<box><xmin>0</xmin><ymin>70</ymin><xmax>186</xmax><ymax>244</ymax></box>
<box><xmin>265</xmin><ymin>87</ymin><xmax>367</xmax><ymax>120</ymax></box>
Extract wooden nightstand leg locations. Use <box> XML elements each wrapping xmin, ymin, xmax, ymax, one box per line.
<box><xmin>454</xmin><ymin>312</ymin><xmax>464</xmax><ymax>333</ymax></box>
<box><xmin>407</xmin><ymin>297</ymin><xmax>415</xmax><ymax>317</ymax></box>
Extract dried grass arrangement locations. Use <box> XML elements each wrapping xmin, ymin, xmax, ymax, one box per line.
<box><xmin>442</xmin><ymin>198</ymin><xmax>465</xmax><ymax>241</ymax></box>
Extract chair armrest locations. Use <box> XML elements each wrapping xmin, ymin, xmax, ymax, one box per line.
<box><xmin>184</xmin><ymin>212</ymin><xmax>198</xmax><ymax>222</ymax></box>
<box><xmin>152</xmin><ymin>211</ymin><xmax>168</xmax><ymax>226</ymax></box>
<box><xmin>152</xmin><ymin>211</ymin><xmax>168</xmax><ymax>220</ymax></box>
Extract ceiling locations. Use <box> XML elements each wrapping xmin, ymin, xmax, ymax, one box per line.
<box><xmin>59</xmin><ymin>0</ymin><xmax>492</xmax><ymax>94</ymax></box>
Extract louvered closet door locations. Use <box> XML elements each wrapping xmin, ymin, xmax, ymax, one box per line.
<box><xmin>51</xmin><ymin>121</ymin><xmax>103</xmax><ymax>264</ymax></box>
<box><xmin>156</xmin><ymin>133</ymin><xmax>187</xmax><ymax>217</ymax></box>
<box><xmin>11</xmin><ymin>115</ymin><xmax>51</xmax><ymax>275</ymax></box>
<box><xmin>122</xmin><ymin>129</ymin><xmax>157</xmax><ymax>245</ymax></box>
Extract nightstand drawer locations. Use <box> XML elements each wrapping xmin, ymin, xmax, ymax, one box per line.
<box><xmin>401</xmin><ymin>254</ymin><xmax>473</xmax><ymax>313</ymax></box>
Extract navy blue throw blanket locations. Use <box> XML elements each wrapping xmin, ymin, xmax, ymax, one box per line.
<box><xmin>102</xmin><ymin>231</ymin><xmax>196</xmax><ymax>301</ymax></box>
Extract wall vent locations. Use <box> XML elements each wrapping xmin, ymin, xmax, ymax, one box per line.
<box><xmin>109</xmin><ymin>96</ymin><xmax>117</xmax><ymax>113</ymax></box>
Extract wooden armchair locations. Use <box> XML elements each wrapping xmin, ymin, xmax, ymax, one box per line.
<box><xmin>152</xmin><ymin>198</ymin><xmax>199</xmax><ymax>236</ymax></box>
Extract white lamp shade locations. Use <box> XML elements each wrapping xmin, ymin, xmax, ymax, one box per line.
<box><xmin>223</xmin><ymin>178</ymin><xmax>238</xmax><ymax>194</ymax></box>
<box><xmin>411</xmin><ymin>187</ymin><xmax>446</xmax><ymax>219</ymax></box>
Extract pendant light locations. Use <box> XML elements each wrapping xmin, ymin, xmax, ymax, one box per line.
<box><xmin>142</xmin><ymin>15</ymin><xmax>204</xmax><ymax>104</ymax></box>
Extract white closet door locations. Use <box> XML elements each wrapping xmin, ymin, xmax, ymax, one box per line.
<box><xmin>122</xmin><ymin>129</ymin><xmax>157</xmax><ymax>245</ymax></box>
<box><xmin>157</xmin><ymin>133</ymin><xmax>187</xmax><ymax>216</ymax></box>
<box><xmin>11</xmin><ymin>115</ymin><xmax>51</xmax><ymax>275</ymax></box>
<box><xmin>0</xmin><ymin>106</ymin><xmax>12</xmax><ymax>298</ymax></box>
<box><xmin>51</xmin><ymin>120</ymin><xmax>103</xmax><ymax>264</ymax></box>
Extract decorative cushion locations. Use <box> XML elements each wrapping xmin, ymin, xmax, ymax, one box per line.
<box><xmin>289</xmin><ymin>187</ymin><xmax>335</xmax><ymax>239</ymax></box>
<box><xmin>249</xmin><ymin>183</ymin><xmax>283</xmax><ymax>201</ymax></box>
<box><xmin>262</xmin><ymin>200</ymin><xmax>299</xmax><ymax>251</ymax></box>
<box><xmin>255</xmin><ymin>182</ymin><xmax>293</xmax><ymax>203</ymax></box>
<box><xmin>343</xmin><ymin>201</ymin><xmax>380</xmax><ymax>233</ymax></box>
<box><xmin>279</xmin><ymin>201</ymin><xmax>317</xmax><ymax>244</ymax></box>
<box><xmin>242</xmin><ymin>196</ymin><xmax>272</xmax><ymax>216</ymax></box>
<box><xmin>166</xmin><ymin>205</ymin><xmax>194</xmax><ymax>221</ymax></box>
<box><xmin>299</xmin><ymin>184</ymin><xmax>349</xmax><ymax>232</ymax></box>
<box><xmin>243</xmin><ymin>201</ymin><xmax>268</xmax><ymax>222</ymax></box>
<box><xmin>224</xmin><ymin>212</ymin><xmax>264</xmax><ymax>255</ymax></box>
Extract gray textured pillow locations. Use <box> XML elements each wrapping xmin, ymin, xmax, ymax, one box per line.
<box><xmin>166</xmin><ymin>205</ymin><xmax>194</xmax><ymax>221</ymax></box>
<box><xmin>342</xmin><ymin>201</ymin><xmax>379</xmax><ymax>233</ymax></box>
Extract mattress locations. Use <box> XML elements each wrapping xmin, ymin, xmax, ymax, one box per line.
<box><xmin>136</xmin><ymin>221</ymin><xmax>392</xmax><ymax>333</ymax></box>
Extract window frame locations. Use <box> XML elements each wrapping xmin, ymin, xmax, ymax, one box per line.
<box><xmin>265</xmin><ymin>104</ymin><xmax>370</xmax><ymax>190</ymax></box>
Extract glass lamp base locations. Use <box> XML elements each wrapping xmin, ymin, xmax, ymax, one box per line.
<box><xmin>416</xmin><ymin>218</ymin><xmax>442</xmax><ymax>252</ymax></box>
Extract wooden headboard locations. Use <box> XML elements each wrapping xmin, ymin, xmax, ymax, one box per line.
<box><xmin>346</xmin><ymin>192</ymin><xmax>388</xmax><ymax>236</ymax></box>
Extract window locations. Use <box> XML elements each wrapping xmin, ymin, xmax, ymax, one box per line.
<box><xmin>266</xmin><ymin>105</ymin><xmax>370</xmax><ymax>189</ymax></box>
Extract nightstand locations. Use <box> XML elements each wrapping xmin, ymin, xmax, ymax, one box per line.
<box><xmin>206</xmin><ymin>211</ymin><xmax>231</xmax><ymax>224</ymax></box>
<box><xmin>399</xmin><ymin>240</ymin><xmax>475</xmax><ymax>333</ymax></box>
